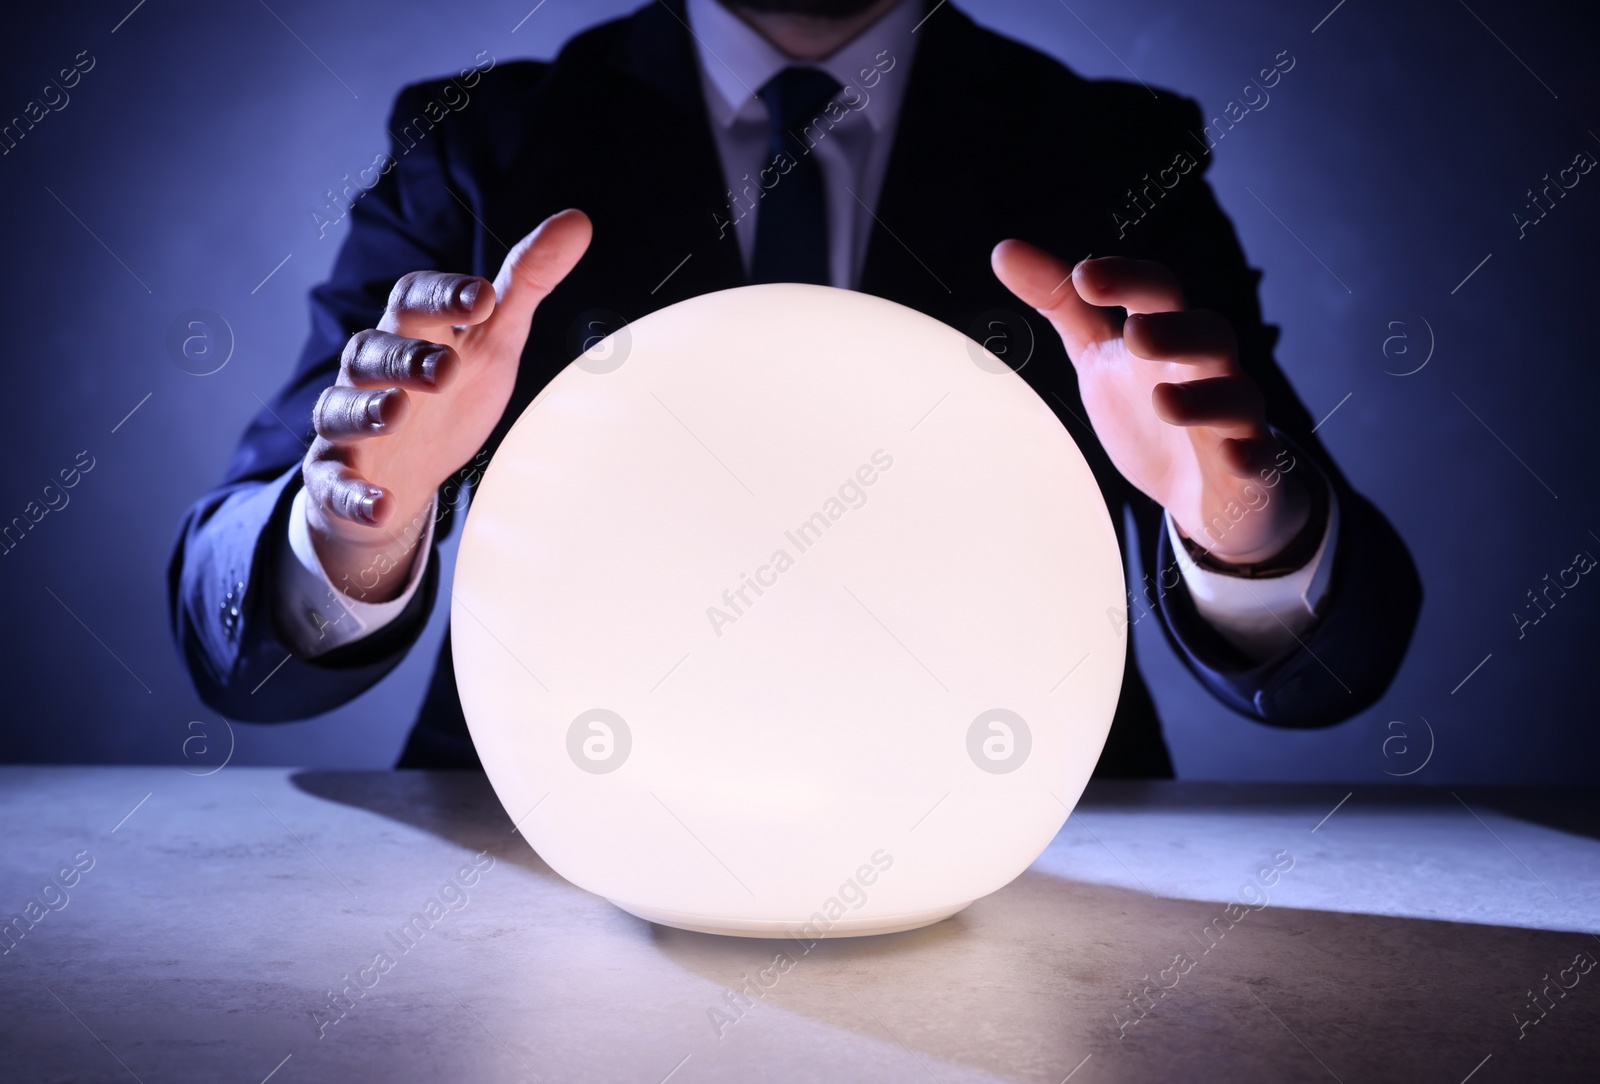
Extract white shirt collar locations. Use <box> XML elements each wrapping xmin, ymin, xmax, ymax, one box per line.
<box><xmin>685</xmin><ymin>0</ymin><xmax>920</xmax><ymax>133</ymax></box>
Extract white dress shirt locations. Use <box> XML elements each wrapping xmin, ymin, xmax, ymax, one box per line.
<box><xmin>687</xmin><ymin>0</ymin><xmax>919</xmax><ymax>290</ymax></box>
<box><xmin>272</xmin><ymin>487</ymin><xmax>437</xmax><ymax>657</ymax></box>
<box><xmin>1165</xmin><ymin>464</ymin><xmax>1337</xmax><ymax>660</ymax></box>
<box><xmin>276</xmin><ymin>0</ymin><xmax>1335</xmax><ymax>664</ymax></box>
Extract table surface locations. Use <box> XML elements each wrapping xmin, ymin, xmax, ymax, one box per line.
<box><xmin>1</xmin><ymin>767</ymin><xmax>1597</xmax><ymax>1083</ymax></box>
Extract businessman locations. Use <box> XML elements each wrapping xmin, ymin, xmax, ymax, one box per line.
<box><xmin>169</xmin><ymin>0</ymin><xmax>1421</xmax><ymax>776</ymax></box>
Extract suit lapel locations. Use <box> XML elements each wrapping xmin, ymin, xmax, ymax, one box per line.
<box><xmin>860</xmin><ymin>4</ymin><xmax>1005</xmax><ymax>316</ymax></box>
<box><xmin>607</xmin><ymin>0</ymin><xmax>749</xmax><ymax>297</ymax></box>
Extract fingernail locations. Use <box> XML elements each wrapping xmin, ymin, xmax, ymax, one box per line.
<box><xmin>355</xmin><ymin>490</ymin><xmax>381</xmax><ymax>525</ymax></box>
<box><xmin>457</xmin><ymin>281</ymin><xmax>481</xmax><ymax>311</ymax></box>
<box><xmin>366</xmin><ymin>393</ymin><xmax>390</xmax><ymax>427</ymax></box>
<box><xmin>419</xmin><ymin>345</ymin><xmax>449</xmax><ymax>385</ymax></box>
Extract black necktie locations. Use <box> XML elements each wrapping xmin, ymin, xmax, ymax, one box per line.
<box><xmin>751</xmin><ymin>67</ymin><xmax>843</xmax><ymax>286</ymax></box>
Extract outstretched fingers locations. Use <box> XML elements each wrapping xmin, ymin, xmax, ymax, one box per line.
<box><xmin>1152</xmin><ymin>375</ymin><xmax>1263</xmax><ymax>429</ymax></box>
<box><xmin>991</xmin><ymin>239</ymin><xmax>1118</xmax><ymax>360</ymax></box>
<box><xmin>1073</xmin><ymin>256</ymin><xmax>1185</xmax><ymax>315</ymax></box>
<box><xmin>341</xmin><ymin>329</ymin><xmax>460</xmax><ymax>390</ymax></box>
<box><xmin>1153</xmin><ymin>375</ymin><xmax>1276</xmax><ymax>476</ymax></box>
<box><xmin>379</xmin><ymin>272</ymin><xmax>491</xmax><ymax>337</ymax></box>
<box><xmin>312</xmin><ymin>385</ymin><xmax>411</xmax><ymax>443</ymax></box>
<box><xmin>303</xmin><ymin>456</ymin><xmax>393</xmax><ymax>528</ymax></box>
<box><xmin>1124</xmin><ymin>310</ymin><xmax>1235</xmax><ymax>367</ymax></box>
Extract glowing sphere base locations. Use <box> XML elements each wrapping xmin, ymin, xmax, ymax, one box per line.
<box><xmin>610</xmin><ymin>899</ymin><xmax>973</xmax><ymax>939</ymax></box>
<box><xmin>453</xmin><ymin>284</ymin><xmax>1126</xmax><ymax>938</ymax></box>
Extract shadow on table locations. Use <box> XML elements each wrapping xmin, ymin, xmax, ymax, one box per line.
<box><xmin>647</xmin><ymin>870</ymin><xmax>1600</xmax><ymax>1082</ymax></box>
<box><xmin>288</xmin><ymin>769</ymin><xmax>564</xmax><ymax>882</ymax></box>
<box><xmin>285</xmin><ymin>770</ymin><xmax>1600</xmax><ymax>1082</ymax></box>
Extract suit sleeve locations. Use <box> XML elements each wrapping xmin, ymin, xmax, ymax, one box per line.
<box><xmin>1130</xmin><ymin>93</ymin><xmax>1422</xmax><ymax>728</ymax></box>
<box><xmin>167</xmin><ymin>81</ymin><xmax>476</xmax><ymax>721</ymax></box>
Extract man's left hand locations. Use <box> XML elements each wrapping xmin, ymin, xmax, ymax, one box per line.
<box><xmin>992</xmin><ymin>241</ymin><xmax>1309</xmax><ymax>565</ymax></box>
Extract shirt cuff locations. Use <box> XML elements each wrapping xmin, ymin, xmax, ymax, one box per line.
<box><xmin>1165</xmin><ymin>477</ymin><xmax>1340</xmax><ymax>663</ymax></box>
<box><xmin>273</xmin><ymin>486</ymin><xmax>437</xmax><ymax>658</ymax></box>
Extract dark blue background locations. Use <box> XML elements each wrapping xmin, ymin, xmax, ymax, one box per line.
<box><xmin>1</xmin><ymin>0</ymin><xmax>1595</xmax><ymax>781</ymax></box>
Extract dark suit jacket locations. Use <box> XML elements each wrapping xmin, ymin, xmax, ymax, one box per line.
<box><xmin>168</xmin><ymin>0</ymin><xmax>1421</xmax><ymax>777</ymax></box>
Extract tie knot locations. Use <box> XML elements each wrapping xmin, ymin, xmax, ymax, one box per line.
<box><xmin>758</xmin><ymin>67</ymin><xmax>844</xmax><ymax>138</ymax></box>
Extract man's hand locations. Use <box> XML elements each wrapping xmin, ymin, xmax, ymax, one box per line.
<box><xmin>992</xmin><ymin>241</ymin><xmax>1309</xmax><ymax>565</ymax></box>
<box><xmin>303</xmin><ymin>209</ymin><xmax>592</xmax><ymax>601</ymax></box>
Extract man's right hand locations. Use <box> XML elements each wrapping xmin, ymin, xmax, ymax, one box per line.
<box><xmin>302</xmin><ymin>209</ymin><xmax>592</xmax><ymax>602</ymax></box>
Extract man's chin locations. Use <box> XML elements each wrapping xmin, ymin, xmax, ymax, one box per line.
<box><xmin>728</xmin><ymin>0</ymin><xmax>890</xmax><ymax>16</ymax></box>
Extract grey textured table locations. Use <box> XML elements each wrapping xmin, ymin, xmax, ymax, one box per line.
<box><xmin>2</xmin><ymin>767</ymin><xmax>1597</xmax><ymax>1083</ymax></box>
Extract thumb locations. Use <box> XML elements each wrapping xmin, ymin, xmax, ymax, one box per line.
<box><xmin>990</xmin><ymin>239</ymin><xmax>1116</xmax><ymax>362</ymax></box>
<box><xmin>481</xmin><ymin>208</ymin><xmax>593</xmax><ymax>349</ymax></box>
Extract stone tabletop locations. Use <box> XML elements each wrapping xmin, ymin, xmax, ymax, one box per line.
<box><xmin>1</xmin><ymin>767</ymin><xmax>1596</xmax><ymax>1082</ymax></box>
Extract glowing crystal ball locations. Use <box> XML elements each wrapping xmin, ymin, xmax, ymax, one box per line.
<box><xmin>453</xmin><ymin>284</ymin><xmax>1125</xmax><ymax>937</ymax></box>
